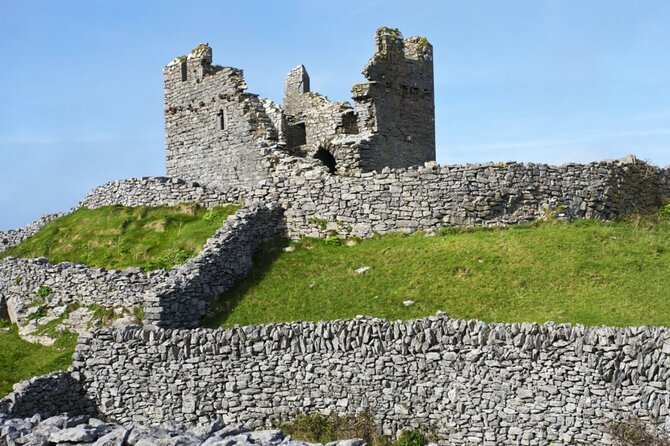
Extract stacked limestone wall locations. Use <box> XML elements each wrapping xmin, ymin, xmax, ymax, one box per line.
<box><xmin>144</xmin><ymin>202</ymin><xmax>284</xmax><ymax>329</ymax></box>
<box><xmin>256</xmin><ymin>154</ymin><xmax>670</xmax><ymax>238</ymax></box>
<box><xmin>79</xmin><ymin>176</ymin><xmax>242</xmax><ymax>209</ymax></box>
<box><xmin>0</xmin><ymin>372</ymin><xmax>96</xmax><ymax>419</ymax></box>
<box><xmin>0</xmin><ymin>257</ymin><xmax>166</xmax><ymax>325</ymax></box>
<box><xmin>70</xmin><ymin>315</ymin><xmax>670</xmax><ymax>444</ymax></box>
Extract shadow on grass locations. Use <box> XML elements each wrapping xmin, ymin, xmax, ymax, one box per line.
<box><xmin>201</xmin><ymin>237</ymin><xmax>289</xmax><ymax>328</ymax></box>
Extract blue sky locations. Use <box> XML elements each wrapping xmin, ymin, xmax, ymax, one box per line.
<box><xmin>1</xmin><ymin>0</ymin><xmax>669</xmax><ymax>230</ymax></box>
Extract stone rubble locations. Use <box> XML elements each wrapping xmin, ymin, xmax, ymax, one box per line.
<box><xmin>0</xmin><ymin>413</ymin><xmax>363</xmax><ymax>446</ymax></box>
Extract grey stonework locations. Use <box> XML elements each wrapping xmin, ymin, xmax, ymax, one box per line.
<box><xmin>0</xmin><ymin>213</ymin><xmax>64</xmax><ymax>254</ymax></box>
<box><xmin>352</xmin><ymin>27</ymin><xmax>435</xmax><ymax>171</ymax></box>
<box><xmin>253</xmin><ymin>151</ymin><xmax>670</xmax><ymax>239</ymax></box>
<box><xmin>0</xmin><ymin>256</ymin><xmax>166</xmax><ymax>327</ymax></box>
<box><xmin>165</xmin><ymin>27</ymin><xmax>435</xmax><ymax>189</ymax></box>
<box><xmin>164</xmin><ymin>45</ymin><xmax>280</xmax><ymax>192</ymax></box>
<box><xmin>56</xmin><ymin>314</ymin><xmax>670</xmax><ymax>444</ymax></box>
<box><xmin>144</xmin><ymin>201</ymin><xmax>284</xmax><ymax>329</ymax></box>
<box><xmin>79</xmin><ymin>176</ymin><xmax>242</xmax><ymax>209</ymax></box>
<box><xmin>0</xmin><ymin>413</ymin><xmax>364</xmax><ymax>446</ymax></box>
<box><xmin>0</xmin><ymin>372</ymin><xmax>97</xmax><ymax>419</ymax></box>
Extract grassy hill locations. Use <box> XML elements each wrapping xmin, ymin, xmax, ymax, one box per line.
<box><xmin>1</xmin><ymin>203</ymin><xmax>239</xmax><ymax>271</ymax></box>
<box><xmin>204</xmin><ymin>214</ymin><xmax>670</xmax><ymax>329</ymax></box>
<box><xmin>3</xmin><ymin>207</ymin><xmax>670</xmax><ymax>397</ymax></box>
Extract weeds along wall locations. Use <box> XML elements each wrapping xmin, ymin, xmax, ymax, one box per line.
<box><xmin>254</xmin><ymin>154</ymin><xmax>670</xmax><ymax>238</ymax></box>
<box><xmin>144</xmin><ymin>201</ymin><xmax>284</xmax><ymax>329</ymax></box>
<box><xmin>67</xmin><ymin>315</ymin><xmax>670</xmax><ymax>445</ymax></box>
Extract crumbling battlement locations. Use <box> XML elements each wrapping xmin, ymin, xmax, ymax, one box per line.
<box><xmin>164</xmin><ymin>27</ymin><xmax>436</xmax><ymax>191</ymax></box>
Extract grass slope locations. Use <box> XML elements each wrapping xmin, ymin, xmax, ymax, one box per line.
<box><xmin>1</xmin><ymin>203</ymin><xmax>239</xmax><ymax>270</ymax></box>
<box><xmin>205</xmin><ymin>216</ymin><xmax>670</xmax><ymax>328</ymax></box>
<box><xmin>0</xmin><ymin>319</ymin><xmax>76</xmax><ymax>396</ymax></box>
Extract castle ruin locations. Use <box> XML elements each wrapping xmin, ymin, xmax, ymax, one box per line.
<box><xmin>164</xmin><ymin>27</ymin><xmax>435</xmax><ymax>190</ymax></box>
<box><xmin>3</xmin><ymin>26</ymin><xmax>670</xmax><ymax>445</ymax></box>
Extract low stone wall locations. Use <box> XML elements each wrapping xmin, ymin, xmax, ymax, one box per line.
<box><xmin>144</xmin><ymin>201</ymin><xmax>285</xmax><ymax>329</ymax></box>
<box><xmin>0</xmin><ymin>213</ymin><xmax>64</xmax><ymax>254</ymax></box>
<box><xmin>0</xmin><ymin>372</ymin><xmax>97</xmax><ymax>419</ymax></box>
<box><xmin>255</xmin><ymin>153</ymin><xmax>670</xmax><ymax>238</ymax></box>
<box><xmin>73</xmin><ymin>314</ymin><xmax>670</xmax><ymax>444</ymax></box>
<box><xmin>78</xmin><ymin>176</ymin><xmax>242</xmax><ymax>209</ymax></box>
<box><xmin>0</xmin><ymin>257</ymin><xmax>167</xmax><ymax>325</ymax></box>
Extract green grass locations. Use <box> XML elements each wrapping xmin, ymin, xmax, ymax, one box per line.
<box><xmin>1</xmin><ymin>203</ymin><xmax>239</xmax><ymax>270</ymax></box>
<box><xmin>0</xmin><ymin>319</ymin><xmax>76</xmax><ymax>396</ymax></box>
<box><xmin>205</xmin><ymin>215</ymin><xmax>670</xmax><ymax>328</ymax></box>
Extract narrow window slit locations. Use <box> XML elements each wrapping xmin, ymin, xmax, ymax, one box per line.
<box><xmin>180</xmin><ymin>62</ymin><xmax>187</xmax><ymax>82</ymax></box>
<box><xmin>217</xmin><ymin>109</ymin><xmax>225</xmax><ymax>130</ymax></box>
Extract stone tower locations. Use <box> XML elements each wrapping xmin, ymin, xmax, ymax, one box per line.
<box><xmin>163</xmin><ymin>44</ymin><xmax>281</xmax><ymax>191</ymax></box>
<box><xmin>281</xmin><ymin>27</ymin><xmax>435</xmax><ymax>173</ymax></box>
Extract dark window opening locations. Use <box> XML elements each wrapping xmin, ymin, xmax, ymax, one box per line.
<box><xmin>286</xmin><ymin>121</ymin><xmax>306</xmax><ymax>149</ymax></box>
<box><xmin>314</xmin><ymin>147</ymin><xmax>337</xmax><ymax>174</ymax></box>
<box><xmin>217</xmin><ymin>109</ymin><xmax>225</xmax><ymax>130</ymax></box>
<box><xmin>295</xmin><ymin>122</ymin><xmax>306</xmax><ymax>145</ymax></box>
<box><xmin>180</xmin><ymin>62</ymin><xmax>188</xmax><ymax>82</ymax></box>
<box><xmin>341</xmin><ymin>111</ymin><xmax>359</xmax><ymax>135</ymax></box>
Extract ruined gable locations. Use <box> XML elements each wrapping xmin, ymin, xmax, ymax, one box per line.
<box><xmin>164</xmin><ymin>44</ymin><xmax>281</xmax><ymax>191</ymax></box>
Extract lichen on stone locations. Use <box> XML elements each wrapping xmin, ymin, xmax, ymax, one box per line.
<box><xmin>188</xmin><ymin>43</ymin><xmax>212</xmax><ymax>61</ymax></box>
<box><xmin>378</xmin><ymin>26</ymin><xmax>403</xmax><ymax>40</ymax></box>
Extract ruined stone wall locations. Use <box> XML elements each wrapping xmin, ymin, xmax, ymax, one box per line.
<box><xmin>79</xmin><ymin>176</ymin><xmax>242</xmax><ymax>209</ymax></box>
<box><xmin>72</xmin><ymin>315</ymin><xmax>670</xmax><ymax>444</ymax></box>
<box><xmin>256</xmin><ymin>153</ymin><xmax>670</xmax><ymax>238</ymax></box>
<box><xmin>280</xmin><ymin>28</ymin><xmax>436</xmax><ymax>175</ymax></box>
<box><xmin>164</xmin><ymin>45</ymin><xmax>280</xmax><ymax>191</ymax></box>
<box><xmin>283</xmin><ymin>66</ymin><xmax>362</xmax><ymax>173</ymax></box>
<box><xmin>144</xmin><ymin>202</ymin><xmax>284</xmax><ymax>329</ymax></box>
<box><xmin>0</xmin><ymin>257</ymin><xmax>167</xmax><ymax>325</ymax></box>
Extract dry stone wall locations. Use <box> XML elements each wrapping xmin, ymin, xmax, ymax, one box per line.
<box><xmin>72</xmin><ymin>315</ymin><xmax>670</xmax><ymax>445</ymax></box>
<box><xmin>144</xmin><ymin>201</ymin><xmax>284</xmax><ymax>329</ymax></box>
<box><xmin>256</xmin><ymin>154</ymin><xmax>670</xmax><ymax>238</ymax></box>
<box><xmin>0</xmin><ymin>372</ymin><xmax>96</xmax><ymax>419</ymax></box>
<box><xmin>79</xmin><ymin>176</ymin><xmax>242</xmax><ymax>209</ymax></box>
<box><xmin>0</xmin><ymin>257</ymin><xmax>166</xmax><ymax>325</ymax></box>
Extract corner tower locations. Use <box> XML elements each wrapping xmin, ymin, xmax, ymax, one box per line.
<box><xmin>353</xmin><ymin>27</ymin><xmax>435</xmax><ymax>170</ymax></box>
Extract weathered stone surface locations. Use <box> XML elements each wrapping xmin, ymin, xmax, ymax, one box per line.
<box><xmin>0</xmin><ymin>415</ymin><xmax>336</xmax><ymax>446</ymax></box>
<box><xmin>78</xmin><ymin>176</ymin><xmax>242</xmax><ymax>209</ymax></box>
<box><xmin>1</xmin><ymin>314</ymin><xmax>662</xmax><ymax>444</ymax></box>
<box><xmin>166</xmin><ymin>27</ymin><xmax>435</xmax><ymax>190</ymax></box>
